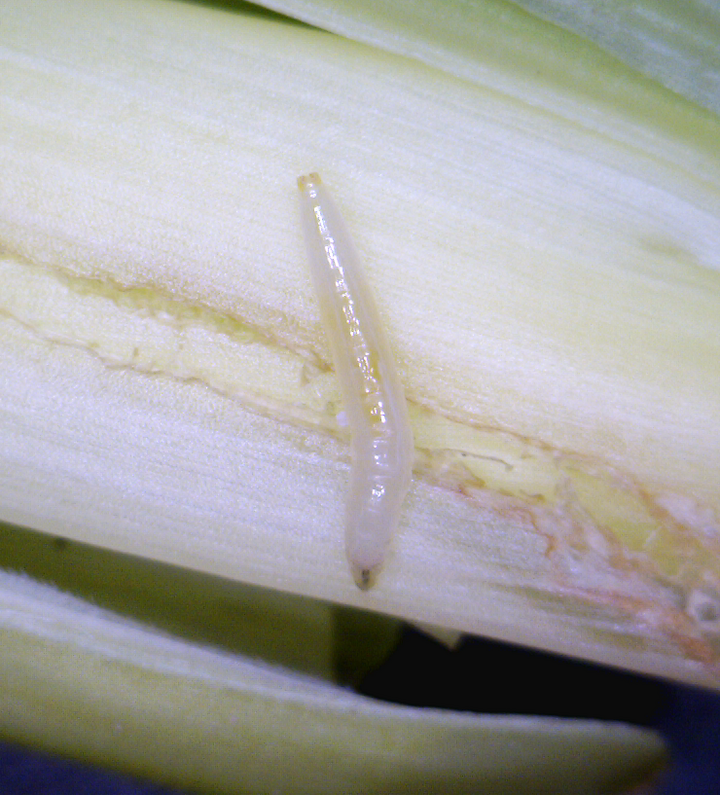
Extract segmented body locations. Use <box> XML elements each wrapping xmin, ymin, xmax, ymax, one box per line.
<box><xmin>297</xmin><ymin>173</ymin><xmax>414</xmax><ymax>589</ymax></box>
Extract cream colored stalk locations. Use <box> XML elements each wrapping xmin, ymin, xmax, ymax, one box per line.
<box><xmin>0</xmin><ymin>0</ymin><xmax>718</xmax><ymax>788</ymax></box>
<box><xmin>3</xmin><ymin>0</ymin><xmax>719</xmax><ymax>685</ymax></box>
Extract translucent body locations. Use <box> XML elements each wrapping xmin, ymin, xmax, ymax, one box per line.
<box><xmin>297</xmin><ymin>174</ymin><xmax>414</xmax><ymax>589</ymax></box>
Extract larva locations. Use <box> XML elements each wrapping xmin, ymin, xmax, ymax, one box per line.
<box><xmin>297</xmin><ymin>173</ymin><xmax>414</xmax><ymax>589</ymax></box>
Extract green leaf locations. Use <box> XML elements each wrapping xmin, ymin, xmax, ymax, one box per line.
<box><xmin>0</xmin><ymin>568</ymin><xmax>665</xmax><ymax>794</ymax></box>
